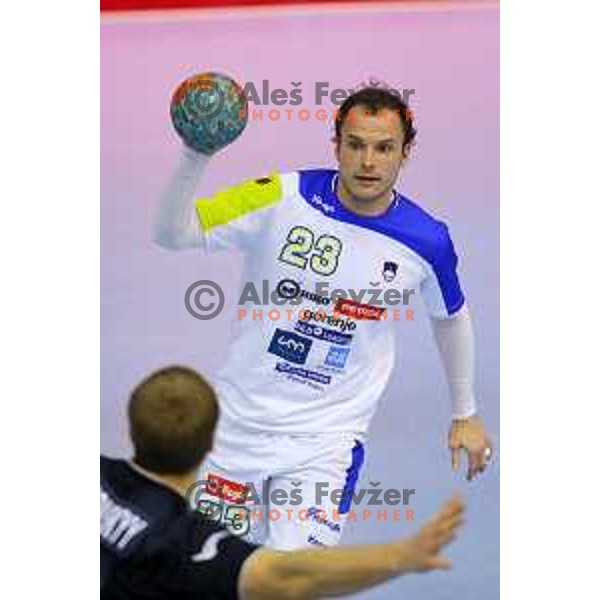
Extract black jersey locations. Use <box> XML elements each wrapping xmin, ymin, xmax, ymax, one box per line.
<box><xmin>101</xmin><ymin>456</ymin><xmax>258</xmax><ymax>600</ymax></box>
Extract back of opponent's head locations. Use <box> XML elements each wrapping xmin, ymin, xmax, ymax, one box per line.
<box><xmin>128</xmin><ymin>366</ymin><xmax>218</xmax><ymax>475</ymax></box>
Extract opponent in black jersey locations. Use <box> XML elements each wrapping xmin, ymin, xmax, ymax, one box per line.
<box><xmin>101</xmin><ymin>456</ymin><xmax>257</xmax><ymax>599</ymax></box>
<box><xmin>101</xmin><ymin>366</ymin><xmax>466</xmax><ymax>600</ymax></box>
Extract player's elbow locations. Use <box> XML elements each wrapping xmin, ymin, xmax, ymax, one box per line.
<box><xmin>240</xmin><ymin>549</ymin><xmax>319</xmax><ymax>600</ymax></box>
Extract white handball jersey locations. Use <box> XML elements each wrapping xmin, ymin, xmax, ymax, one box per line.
<box><xmin>196</xmin><ymin>169</ymin><xmax>465</xmax><ymax>435</ymax></box>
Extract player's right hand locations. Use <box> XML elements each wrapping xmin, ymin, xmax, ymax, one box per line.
<box><xmin>394</xmin><ymin>495</ymin><xmax>465</xmax><ymax>573</ymax></box>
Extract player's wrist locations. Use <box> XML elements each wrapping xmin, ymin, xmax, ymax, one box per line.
<box><xmin>388</xmin><ymin>540</ymin><xmax>420</xmax><ymax>575</ymax></box>
<box><xmin>181</xmin><ymin>143</ymin><xmax>209</xmax><ymax>162</ymax></box>
<box><xmin>451</xmin><ymin>410</ymin><xmax>478</xmax><ymax>423</ymax></box>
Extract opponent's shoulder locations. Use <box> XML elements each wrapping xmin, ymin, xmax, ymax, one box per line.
<box><xmin>100</xmin><ymin>454</ymin><xmax>128</xmax><ymax>480</ymax></box>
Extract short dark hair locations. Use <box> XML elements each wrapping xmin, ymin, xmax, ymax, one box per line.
<box><xmin>128</xmin><ymin>366</ymin><xmax>218</xmax><ymax>475</ymax></box>
<box><xmin>335</xmin><ymin>88</ymin><xmax>416</xmax><ymax>153</ymax></box>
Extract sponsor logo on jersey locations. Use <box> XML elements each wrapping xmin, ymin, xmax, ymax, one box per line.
<box><xmin>298</xmin><ymin>308</ymin><xmax>357</xmax><ymax>332</ymax></box>
<box><xmin>294</xmin><ymin>321</ymin><xmax>354</xmax><ymax>345</ymax></box>
<box><xmin>382</xmin><ymin>261</ymin><xmax>399</xmax><ymax>282</ymax></box>
<box><xmin>275</xmin><ymin>362</ymin><xmax>332</xmax><ymax>384</ymax></box>
<box><xmin>268</xmin><ymin>328</ymin><xmax>313</xmax><ymax>364</ymax></box>
<box><xmin>334</xmin><ymin>298</ymin><xmax>387</xmax><ymax>321</ymax></box>
<box><xmin>207</xmin><ymin>473</ymin><xmax>249</xmax><ymax>505</ymax></box>
<box><xmin>310</xmin><ymin>193</ymin><xmax>335</xmax><ymax>214</ymax></box>
<box><xmin>324</xmin><ymin>345</ymin><xmax>351</xmax><ymax>369</ymax></box>
<box><xmin>307</xmin><ymin>506</ymin><xmax>342</xmax><ymax>533</ymax></box>
<box><xmin>276</xmin><ymin>279</ymin><xmax>331</xmax><ymax>305</ymax></box>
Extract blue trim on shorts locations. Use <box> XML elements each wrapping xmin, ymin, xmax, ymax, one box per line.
<box><xmin>339</xmin><ymin>440</ymin><xmax>365</xmax><ymax>514</ymax></box>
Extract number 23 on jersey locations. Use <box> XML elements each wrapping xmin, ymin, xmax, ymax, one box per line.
<box><xmin>278</xmin><ymin>225</ymin><xmax>343</xmax><ymax>276</ymax></box>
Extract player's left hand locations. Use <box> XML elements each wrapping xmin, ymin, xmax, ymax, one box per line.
<box><xmin>448</xmin><ymin>415</ymin><xmax>493</xmax><ymax>481</ymax></box>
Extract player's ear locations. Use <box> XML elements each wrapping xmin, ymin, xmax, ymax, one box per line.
<box><xmin>402</xmin><ymin>140</ymin><xmax>415</xmax><ymax>161</ymax></box>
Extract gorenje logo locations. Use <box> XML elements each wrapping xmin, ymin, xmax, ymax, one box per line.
<box><xmin>298</xmin><ymin>309</ymin><xmax>357</xmax><ymax>332</ymax></box>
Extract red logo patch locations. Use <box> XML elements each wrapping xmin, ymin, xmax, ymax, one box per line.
<box><xmin>207</xmin><ymin>473</ymin><xmax>249</xmax><ymax>505</ymax></box>
<box><xmin>334</xmin><ymin>298</ymin><xmax>387</xmax><ymax>321</ymax></box>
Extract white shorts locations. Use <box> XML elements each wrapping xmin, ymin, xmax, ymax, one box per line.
<box><xmin>195</xmin><ymin>421</ymin><xmax>366</xmax><ymax>550</ymax></box>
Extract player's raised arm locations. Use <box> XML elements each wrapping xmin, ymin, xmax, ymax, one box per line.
<box><xmin>154</xmin><ymin>72</ymin><xmax>250</xmax><ymax>251</ymax></box>
<box><xmin>154</xmin><ymin>149</ymin><xmax>286</xmax><ymax>255</ymax></box>
<box><xmin>239</xmin><ymin>495</ymin><xmax>465</xmax><ymax>600</ymax></box>
<box><xmin>154</xmin><ymin>146</ymin><xmax>209</xmax><ymax>250</ymax></box>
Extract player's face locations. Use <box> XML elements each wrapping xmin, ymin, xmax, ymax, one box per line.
<box><xmin>335</xmin><ymin>106</ymin><xmax>408</xmax><ymax>206</ymax></box>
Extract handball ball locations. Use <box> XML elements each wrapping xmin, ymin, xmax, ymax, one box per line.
<box><xmin>170</xmin><ymin>72</ymin><xmax>248</xmax><ymax>155</ymax></box>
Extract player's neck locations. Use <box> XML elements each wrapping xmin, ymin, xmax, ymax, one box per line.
<box><xmin>336</xmin><ymin>179</ymin><xmax>394</xmax><ymax>217</ymax></box>
<box><xmin>130</xmin><ymin>460</ymin><xmax>196</xmax><ymax>498</ymax></box>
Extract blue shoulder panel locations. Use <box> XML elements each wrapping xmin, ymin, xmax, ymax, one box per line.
<box><xmin>297</xmin><ymin>169</ymin><xmax>465</xmax><ymax>315</ymax></box>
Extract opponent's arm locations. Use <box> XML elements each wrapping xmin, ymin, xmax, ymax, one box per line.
<box><xmin>154</xmin><ymin>146</ymin><xmax>208</xmax><ymax>250</ymax></box>
<box><xmin>239</xmin><ymin>496</ymin><xmax>464</xmax><ymax>600</ymax></box>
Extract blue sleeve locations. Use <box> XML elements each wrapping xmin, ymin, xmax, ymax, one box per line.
<box><xmin>420</xmin><ymin>224</ymin><xmax>465</xmax><ymax>319</ymax></box>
